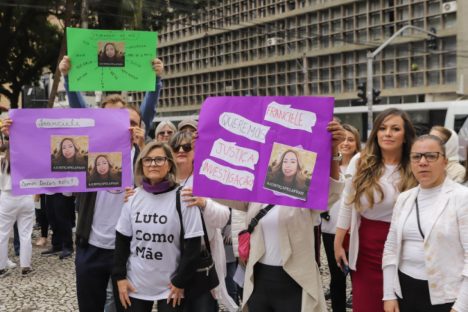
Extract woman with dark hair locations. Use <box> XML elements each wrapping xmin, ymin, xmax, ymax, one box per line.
<box><xmin>321</xmin><ymin>124</ymin><xmax>361</xmax><ymax>312</ymax></box>
<box><xmin>429</xmin><ymin>125</ymin><xmax>465</xmax><ymax>183</ymax></box>
<box><xmin>52</xmin><ymin>137</ymin><xmax>87</xmax><ymax>170</ymax></box>
<box><xmin>98</xmin><ymin>42</ymin><xmax>124</xmax><ymax>67</ymax></box>
<box><xmin>0</xmin><ymin>143</ymin><xmax>35</xmax><ymax>276</ymax></box>
<box><xmin>113</xmin><ymin>141</ymin><xmax>204</xmax><ymax>311</ymax></box>
<box><xmin>334</xmin><ymin>108</ymin><xmax>417</xmax><ymax>311</ymax></box>
<box><xmin>383</xmin><ymin>135</ymin><xmax>468</xmax><ymax>312</ymax></box>
<box><xmin>267</xmin><ymin>149</ymin><xmax>309</xmax><ymax>196</ymax></box>
<box><xmin>88</xmin><ymin>154</ymin><xmax>121</xmax><ymax>187</ymax></box>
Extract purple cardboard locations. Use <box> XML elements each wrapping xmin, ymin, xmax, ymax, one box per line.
<box><xmin>9</xmin><ymin>109</ymin><xmax>132</xmax><ymax>195</ymax></box>
<box><xmin>193</xmin><ymin>96</ymin><xmax>334</xmax><ymax>210</ymax></box>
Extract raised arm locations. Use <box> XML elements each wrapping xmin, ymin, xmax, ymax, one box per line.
<box><xmin>59</xmin><ymin>56</ymin><xmax>88</xmax><ymax>108</ymax></box>
<box><xmin>140</xmin><ymin>58</ymin><xmax>164</xmax><ymax>137</ymax></box>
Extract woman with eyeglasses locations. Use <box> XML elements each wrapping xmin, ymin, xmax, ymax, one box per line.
<box><xmin>113</xmin><ymin>141</ymin><xmax>204</xmax><ymax>312</ymax></box>
<box><xmin>168</xmin><ymin>131</ymin><xmax>239</xmax><ymax>312</ymax></box>
<box><xmin>334</xmin><ymin>108</ymin><xmax>417</xmax><ymax>312</ymax></box>
<box><xmin>155</xmin><ymin>121</ymin><xmax>177</xmax><ymax>143</ymax></box>
<box><xmin>383</xmin><ymin>134</ymin><xmax>468</xmax><ymax>312</ymax></box>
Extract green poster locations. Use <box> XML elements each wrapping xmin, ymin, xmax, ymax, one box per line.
<box><xmin>67</xmin><ymin>28</ymin><xmax>157</xmax><ymax>91</ymax></box>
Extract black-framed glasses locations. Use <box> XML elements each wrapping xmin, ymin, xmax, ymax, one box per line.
<box><xmin>141</xmin><ymin>156</ymin><xmax>168</xmax><ymax>167</ymax></box>
<box><xmin>171</xmin><ymin>143</ymin><xmax>192</xmax><ymax>153</ymax></box>
<box><xmin>410</xmin><ymin>152</ymin><xmax>444</xmax><ymax>163</ymax></box>
<box><xmin>158</xmin><ymin>131</ymin><xmax>174</xmax><ymax>136</ymax></box>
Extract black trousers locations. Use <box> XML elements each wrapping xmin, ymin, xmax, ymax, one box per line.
<box><xmin>322</xmin><ymin>232</ymin><xmax>347</xmax><ymax>312</ymax></box>
<box><xmin>37</xmin><ymin>194</ymin><xmax>49</xmax><ymax>238</ymax></box>
<box><xmin>398</xmin><ymin>271</ymin><xmax>454</xmax><ymax>312</ymax></box>
<box><xmin>248</xmin><ymin>263</ymin><xmax>302</xmax><ymax>312</ymax></box>
<box><xmin>45</xmin><ymin>194</ymin><xmax>75</xmax><ymax>251</ymax></box>
<box><xmin>124</xmin><ymin>292</ymin><xmax>216</xmax><ymax>312</ymax></box>
<box><xmin>75</xmin><ymin>244</ymin><xmax>124</xmax><ymax>312</ymax></box>
<box><xmin>125</xmin><ymin>297</ymin><xmax>184</xmax><ymax>312</ymax></box>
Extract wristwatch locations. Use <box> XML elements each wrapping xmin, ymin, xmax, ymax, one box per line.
<box><xmin>332</xmin><ymin>152</ymin><xmax>343</xmax><ymax>162</ymax></box>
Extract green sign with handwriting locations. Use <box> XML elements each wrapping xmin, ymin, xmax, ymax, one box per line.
<box><xmin>67</xmin><ymin>28</ymin><xmax>157</xmax><ymax>91</ymax></box>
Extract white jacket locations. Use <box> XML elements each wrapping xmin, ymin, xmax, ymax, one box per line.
<box><xmin>202</xmin><ymin>198</ymin><xmax>239</xmax><ymax>312</ymax></box>
<box><xmin>382</xmin><ymin>178</ymin><xmax>468</xmax><ymax>307</ymax></box>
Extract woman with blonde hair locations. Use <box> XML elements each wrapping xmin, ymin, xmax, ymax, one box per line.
<box><xmin>113</xmin><ymin>141</ymin><xmax>204</xmax><ymax>311</ymax></box>
<box><xmin>321</xmin><ymin>123</ymin><xmax>361</xmax><ymax>312</ymax></box>
<box><xmin>334</xmin><ymin>108</ymin><xmax>417</xmax><ymax>311</ymax></box>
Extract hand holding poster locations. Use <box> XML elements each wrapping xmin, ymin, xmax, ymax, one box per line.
<box><xmin>9</xmin><ymin>109</ymin><xmax>132</xmax><ymax>195</ymax></box>
<box><xmin>193</xmin><ymin>96</ymin><xmax>334</xmax><ymax>210</ymax></box>
<box><xmin>67</xmin><ymin>28</ymin><xmax>157</xmax><ymax>91</ymax></box>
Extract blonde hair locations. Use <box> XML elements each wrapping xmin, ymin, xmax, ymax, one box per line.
<box><xmin>350</xmin><ymin>108</ymin><xmax>417</xmax><ymax>212</ymax></box>
<box><xmin>134</xmin><ymin>141</ymin><xmax>177</xmax><ymax>187</ymax></box>
<box><xmin>101</xmin><ymin>94</ymin><xmax>127</xmax><ymax>108</ymax></box>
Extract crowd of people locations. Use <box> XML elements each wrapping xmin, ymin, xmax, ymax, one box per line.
<box><xmin>0</xmin><ymin>53</ymin><xmax>467</xmax><ymax>312</ymax></box>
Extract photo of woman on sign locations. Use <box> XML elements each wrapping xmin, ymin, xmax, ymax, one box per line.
<box><xmin>87</xmin><ymin>153</ymin><xmax>122</xmax><ymax>188</ymax></box>
<box><xmin>98</xmin><ymin>42</ymin><xmax>125</xmax><ymax>67</ymax></box>
<box><xmin>264</xmin><ymin>144</ymin><xmax>316</xmax><ymax>200</ymax></box>
<box><xmin>51</xmin><ymin>136</ymin><xmax>88</xmax><ymax>172</ymax></box>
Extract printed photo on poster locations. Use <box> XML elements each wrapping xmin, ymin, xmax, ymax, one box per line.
<box><xmin>98</xmin><ymin>42</ymin><xmax>125</xmax><ymax>67</ymax></box>
<box><xmin>264</xmin><ymin>143</ymin><xmax>317</xmax><ymax>200</ymax></box>
<box><xmin>51</xmin><ymin>136</ymin><xmax>88</xmax><ymax>172</ymax></box>
<box><xmin>87</xmin><ymin>152</ymin><xmax>122</xmax><ymax>188</ymax></box>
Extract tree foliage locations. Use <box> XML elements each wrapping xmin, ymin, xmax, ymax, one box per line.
<box><xmin>0</xmin><ymin>0</ymin><xmax>62</xmax><ymax>108</ymax></box>
<box><xmin>0</xmin><ymin>0</ymin><xmax>216</xmax><ymax>107</ymax></box>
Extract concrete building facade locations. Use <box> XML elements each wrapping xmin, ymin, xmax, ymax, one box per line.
<box><xmin>128</xmin><ymin>0</ymin><xmax>468</xmax><ymax>125</ymax></box>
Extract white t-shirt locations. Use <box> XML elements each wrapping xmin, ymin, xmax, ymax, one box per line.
<box><xmin>360</xmin><ymin>164</ymin><xmax>400</xmax><ymax>223</ymax></box>
<box><xmin>116</xmin><ymin>187</ymin><xmax>204</xmax><ymax>301</ymax></box>
<box><xmin>88</xmin><ymin>146</ymin><xmax>136</xmax><ymax>249</ymax></box>
<box><xmin>259</xmin><ymin>205</ymin><xmax>282</xmax><ymax>266</ymax></box>
<box><xmin>88</xmin><ymin>190</ymin><xmax>126</xmax><ymax>249</ymax></box>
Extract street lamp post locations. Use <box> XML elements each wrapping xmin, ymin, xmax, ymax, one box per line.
<box><xmin>366</xmin><ymin>25</ymin><xmax>437</xmax><ymax>133</ymax></box>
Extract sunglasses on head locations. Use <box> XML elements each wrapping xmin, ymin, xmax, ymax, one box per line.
<box><xmin>171</xmin><ymin>143</ymin><xmax>192</xmax><ymax>153</ymax></box>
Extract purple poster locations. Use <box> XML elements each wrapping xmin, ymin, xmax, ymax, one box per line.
<box><xmin>193</xmin><ymin>96</ymin><xmax>334</xmax><ymax>210</ymax></box>
<box><xmin>9</xmin><ymin>109</ymin><xmax>132</xmax><ymax>195</ymax></box>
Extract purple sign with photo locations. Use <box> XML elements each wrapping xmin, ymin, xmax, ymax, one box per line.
<box><xmin>9</xmin><ymin>109</ymin><xmax>132</xmax><ymax>195</ymax></box>
<box><xmin>193</xmin><ymin>96</ymin><xmax>334</xmax><ymax>210</ymax></box>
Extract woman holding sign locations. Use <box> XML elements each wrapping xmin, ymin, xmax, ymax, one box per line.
<box><xmin>171</xmin><ymin>130</ymin><xmax>239</xmax><ymax>312</ymax></box>
<box><xmin>216</xmin><ymin>120</ymin><xmax>345</xmax><ymax>312</ymax></box>
<box><xmin>334</xmin><ymin>108</ymin><xmax>417</xmax><ymax>312</ymax></box>
<box><xmin>113</xmin><ymin>141</ymin><xmax>204</xmax><ymax>311</ymax></box>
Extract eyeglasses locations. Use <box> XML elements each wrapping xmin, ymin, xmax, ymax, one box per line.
<box><xmin>171</xmin><ymin>143</ymin><xmax>192</xmax><ymax>153</ymax></box>
<box><xmin>141</xmin><ymin>156</ymin><xmax>168</xmax><ymax>167</ymax></box>
<box><xmin>410</xmin><ymin>152</ymin><xmax>444</xmax><ymax>163</ymax></box>
<box><xmin>158</xmin><ymin>131</ymin><xmax>174</xmax><ymax>136</ymax></box>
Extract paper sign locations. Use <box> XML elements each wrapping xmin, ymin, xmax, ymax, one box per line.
<box><xmin>193</xmin><ymin>96</ymin><xmax>334</xmax><ymax>210</ymax></box>
<box><xmin>264</xmin><ymin>101</ymin><xmax>317</xmax><ymax>132</ymax></box>
<box><xmin>9</xmin><ymin>109</ymin><xmax>132</xmax><ymax>195</ymax></box>
<box><xmin>67</xmin><ymin>28</ymin><xmax>157</xmax><ymax>91</ymax></box>
<box><xmin>210</xmin><ymin>139</ymin><xmax>259</xmax><ymax>170</ymax></box>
